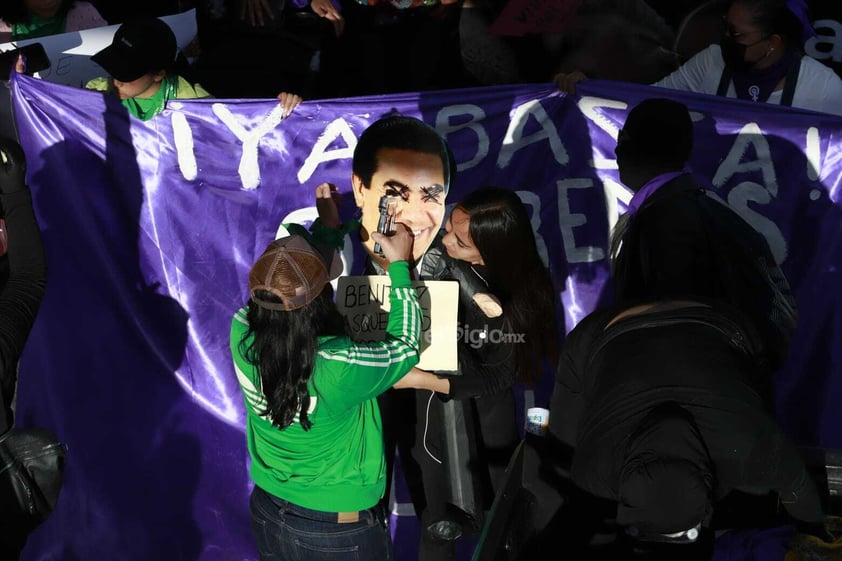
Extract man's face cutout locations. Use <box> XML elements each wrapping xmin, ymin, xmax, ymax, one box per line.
<box><xmin>352</xmin><ymin>148</ymin><xmax>447</xmax><ymax>267</ymax></box>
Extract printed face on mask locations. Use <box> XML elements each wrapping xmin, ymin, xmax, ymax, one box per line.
<box><xmin>720</xmin><ymin>2</ymin><xmax>770</xmax><ymax>71</ymax></box>
<box><xmin>352</xmin><ymin>148</ymin><xmax>447</xmax><ymax>268</ymax></box>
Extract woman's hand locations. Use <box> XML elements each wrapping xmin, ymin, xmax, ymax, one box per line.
<box><xmin>315</xmin><ymin>182</ymin><xmax>341</xmax><ymax>229</ymax></box>
<box><xmin>371</xmin><ymin>222</ymin><xmax>413</xmax><ymax>265</ymax></box>
<box><xmin>276</xmin><ymin>91</ymin><xmax>302</xmax><ymax>119</ymax></box>
<box><xmin>241</xmin><ymin>0</ymin><xmax>274</xmax><ymax>27</ymax></box>
<box><xmin>554</xmin><ymin>70</ymin><xmax>588</xmax><ymax>94</ymax></box>
<box><xmin>310</xmin><ymin>0</ymin><xmax>345</xmax><ymax>36</ymax></box>
<box><xmin>473</xmin><ymin>292</ymin><xmax>503</xmax><ymax>318</ymax></box>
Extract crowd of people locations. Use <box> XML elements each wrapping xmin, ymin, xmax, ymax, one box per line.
<box><xmin>555</xmin><ymin>0</ymin><xmax>842</xmax><ymax>115</ymax></box>
<box><xmin>2</xmin><ymin>0</ymin><xmax>841</xmax><ymax>110</ymax></box>
<box><xmin>1</xmin><ymin>0</ymin><xmax>841</xmax><ymax>560</ymax></box>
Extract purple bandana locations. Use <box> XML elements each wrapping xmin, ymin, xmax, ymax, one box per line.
<box><xmin>785</xmin><ymin>0</ymin><xmax>816</xmax><ymax>45</ymax></box>
<box><xmin>733</xmin><ymin>47</ymin><xmax>800</xmax><ymax>102</ymax></box>
<box><xmin>627</xmin><ymin>170</ymin><xmax>688</xmax><ymax>216</ymax></box>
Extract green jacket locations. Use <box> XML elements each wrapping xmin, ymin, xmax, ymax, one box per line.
<box><xmin>230</xmin><ymin>261</ymin><xmax>422</xmax><ymax>511</ymax></box>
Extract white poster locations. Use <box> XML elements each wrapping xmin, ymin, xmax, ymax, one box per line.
<box><xmin>336</xmin><ymin>276</ymin><xmax>459</xmax><ymax>372</ymax></box>
<box><xmin>1</xmin><ymin>9</ymin><xmax>197</xmax><ymax>87</ymax></box>
<box><xmin>0</xmin><ymin>10</ymin><xmax>197</xmax><ymax>138</ymax></box>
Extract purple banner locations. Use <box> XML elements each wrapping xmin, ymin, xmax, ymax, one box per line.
<box><xmin>9</xmin><ymin>73</ymin><xmax>842</xmax><ymax>560</ymax></box>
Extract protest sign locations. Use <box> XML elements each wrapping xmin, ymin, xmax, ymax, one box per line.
<box><xmin>337</xmin><ymin>276</ymin><xmax>459</xmax><ymax>372</ymax></box>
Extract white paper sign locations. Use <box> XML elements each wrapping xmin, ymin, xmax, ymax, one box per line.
<box><xmin>0</xmin><ymin>9</ymin><xmax>197</xmax><ymax>87</ymax></box>
<box><xmin>336</xmin><ymin>276</ymin><xmax>459</xmax><ymax>372</ymax></box>
<box><xmin>0</xmin><ymin>10</ymin><xmax>197</xmax><ymax>140</ymax></box>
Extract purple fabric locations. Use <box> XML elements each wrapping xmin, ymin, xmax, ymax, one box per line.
<box><xmin>626</xmin><ymin>170</ymin><xmax>688</xmax><ymax>216</ymax></box>
<box><xmin>785</xmin><ymin>0</ymin><xmax>817</xmax><ymax>43</ymax></box>
<box><xmin>712</xmin><ymin>526</ymin><xmax>793</xmax><ymax>561</ymax></box>
<box><xmin>8</xmin><ymin>74</ymin><xmax>842</xmax><ymax>560</ymax></box>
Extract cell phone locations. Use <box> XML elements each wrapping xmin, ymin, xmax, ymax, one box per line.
<box><xmin>373</xmin><ymin>195</ymin><xmax>398</xmax><ymax>257</ymax></box>
<box><xmin>0</xmin><ymin>42</ymin><xmax>51</xmax><ymax>81</ymax></box>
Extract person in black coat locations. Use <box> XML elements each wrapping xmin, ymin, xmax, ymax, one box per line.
<box><xmin>0</xmin><ymin>138</ymin><xmax>48</xmax><ymax>559</ymax></box>
<box><xmin>0</xmin><ymin>138</ymin><xmax>46</xmax><ymax>436</ymax></box>
<box><xmin>545</xmin><ymin>299</ymin><xmax>826</xmax><ymax>558</ymax></box>
<box><xmin>609</xmin><ymin>97</ymin><xmax>796</xmax><ymax>373</ymax></box>
<box><xmin>396</xmin><ymin>187</ymin><xmax>559</xmax><ymax>560</ymax></box>
<box><xmin>514</xmin><ymin>99</ymin><xmax>814</xmax><ymax>559</ymax></box>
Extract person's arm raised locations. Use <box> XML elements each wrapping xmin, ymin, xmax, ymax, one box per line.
<box><xmin>371</xmin><ymin>222</ymin><xmax>413</xmax><ymax>270</ymax></box>
<box><xmin>554</xmin><ymin>70</ymin><xmax>588</xmax><ymax>94</ymax></box>
<box><xmin>276</xmin><ymin>91</ymin><xmax>302</xmax><ymax>119</ymax></box>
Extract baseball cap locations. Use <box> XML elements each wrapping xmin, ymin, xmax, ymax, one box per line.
<box><xmin>249</xmin><ymin>236</ymin><xmax>343</xmax><ymax>311</ymax></box>
<box><xmin>91</xmin><ymin>17</ymin><xmax>177</xmax><ymax>83</ymax></box>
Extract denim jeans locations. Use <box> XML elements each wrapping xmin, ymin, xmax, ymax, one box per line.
<box><xmin>249</xmin><ymin>485</ymin><xmax>393</xmax><ymax>561</ymax></box>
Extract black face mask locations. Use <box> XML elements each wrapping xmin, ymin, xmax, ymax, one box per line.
<box><xmin>720</xmin><ymin>35</ymin><xmax>750</xmax><ymax>71</ymax></box>
<box><xmin>720</xmin><ymin>35</ymin><xmax>769</xmax><ymax>72</ymax></box>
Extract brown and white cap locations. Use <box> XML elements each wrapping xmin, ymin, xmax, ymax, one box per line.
<box><xmin>248</xmin><ymin>236</ymin><xmax>342</xmax><ymax>311</ymax></box>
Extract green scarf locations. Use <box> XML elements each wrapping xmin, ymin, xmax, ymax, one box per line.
<box><xmin>11</xmin><ymin>14</ymin><xmax>67</xmax><ymax>40</ymax></box>
<box><xmin>121</xmin><ymin>75</ymin><xmax>180</xmax><ymax>121</ymax></box>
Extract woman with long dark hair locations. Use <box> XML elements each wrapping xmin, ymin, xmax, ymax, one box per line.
<box><xmin>0</xmin><ymin>0</ymin><xmax>105</xmax><ymax>42</ymax></box>
<box><xmin>396</xmin><ymin>186</ymin><xmax>559</xmax><ymax>559</ymax></box>
<box><xmin>444</xmin><ymin>186</ymin><xmax>558</xmax><ymax>385</ymax></box>
<box><xmin>230</xmin><ymin>212</ymin><xmax>422</xmax><ymax>560</ymax></box>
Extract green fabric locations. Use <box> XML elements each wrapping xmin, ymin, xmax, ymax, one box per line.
<box><xmin>83</xmin><ymin>76</ymin><xmax>111</xmax><ymax>93</ymax></box>
<box><xmin>307</xmin><ymin>218</ymin><xmax>361</xmax><ymax>250</ymax></box>
<box><xmin>121</xmin><ymin>75</ymin><xmax>179</xmax><ymax>121</ymax></box>
<box><xmin>11</xmin><ymin>14</ymin><xmax>66</xmax><ymax>40</ymax></box>
<box><xmin>174</xmin><ymin>78</ymin><xmax>212</xmax><ymax>99</ymax></box>
<box><xmin>230</xmin><ymin>260</ymin><xmax>420</xmax><ymax>512</ymax></box>
<box><xmin>285</xmin><ymin>219</ymin><xmax>360</xmax><ymax>253</ymax></box>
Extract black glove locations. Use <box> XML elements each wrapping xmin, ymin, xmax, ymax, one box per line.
<box><xmin>0</xmin><ymin>138</ymin><xmax>27</xmax><ymax>196</ymax></box>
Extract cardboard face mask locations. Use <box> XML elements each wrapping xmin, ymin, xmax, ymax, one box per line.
<box><xmin>353</xmin><ymin>148</ymin><xmax>447</xmax><ymax>267</ymax></box>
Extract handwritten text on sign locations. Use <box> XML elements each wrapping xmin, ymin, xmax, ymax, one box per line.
<box><xmin>336</xmin><ymin>276</ymin><xmax>459</xmax><ymax>372</ymax></box>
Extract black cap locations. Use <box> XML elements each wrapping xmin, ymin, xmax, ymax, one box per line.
<box><xmin>91</xmin><ymin>17</ymin><xmax>177</xmax><ymax>83</ymax></box>
<box><xmin>249</xmin><ymin>236</ymin><xmax>343</xmax><ymax>312</ymax></box>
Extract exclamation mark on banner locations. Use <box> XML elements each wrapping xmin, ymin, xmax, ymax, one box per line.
<box><xmin>806</xmin><ymin>127</ymin><xmax>820</xmax><ymax>182</ymax></box>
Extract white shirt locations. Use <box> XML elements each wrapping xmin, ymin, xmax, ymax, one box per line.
<box><xmin>653</xmin><ymin>44</ymin><xmax>842</xmax><ymax>116</ymax></box>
